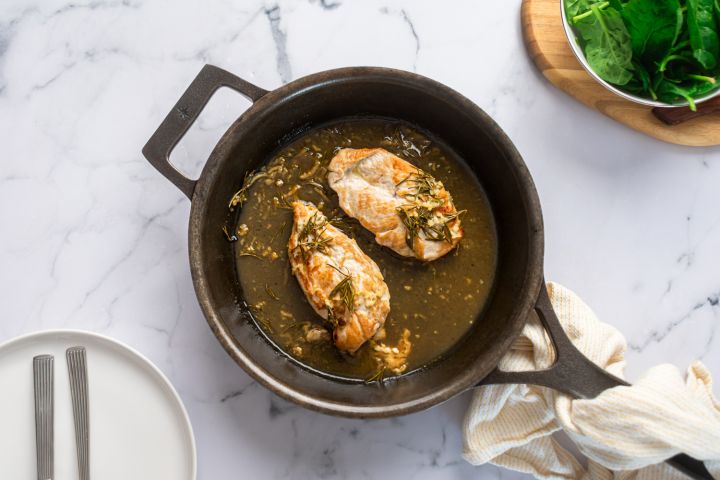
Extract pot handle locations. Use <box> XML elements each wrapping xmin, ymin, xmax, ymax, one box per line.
<box><xmin>478</xmin><ymin>282</ymin><xmax>714</xmax><ymax>480</ymax></box>
<box><xmin>141</xmin><ymin>65</ymin><xmax>269</xmax><ymax>199</ymax></box>
<box><xmin>479</xmin><ymin>284</ymin><xmax>629</xmax><ymax>398</ymax></box>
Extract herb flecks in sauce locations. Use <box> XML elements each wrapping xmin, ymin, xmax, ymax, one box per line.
<box><xmin>229</xmin><ymin>170</ymin><xmax>267</xmax><ymax>210</ymax></box>
<box><xmin>222</xmin><ymin>225</ymin><xmax>238</xmax><ymax>242</ymax></box>
<box><xmin>372</xmin><ymin>328</ymin><xmax>412</xmax><ymax>375</ymax></box>
<box><xmin>364</xmin><ymin>365</ymin><xmax>386</xmax><ymax>384</ymax></box>
<box><xmin>232</xmin><ymin>118</ymin><xmax>497</xmax><ymax>380</ymax></box>
<box><xmin>265</xmin><ymin>284</ymin><xmax>280</xmax><ymax>301</ymax></box>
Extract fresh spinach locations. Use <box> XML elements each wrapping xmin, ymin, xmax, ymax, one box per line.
<box><xmin>576</xmin><ymin>5</ymin><xmax>634</xmax><ymax>85</ymax></box>
<box><xmin>621</xmin><ymin>0</ymin><xmax>682</xmax><ymax>63</ymax></box>
<box><xmin>655</xmin><ymin>76</ymin><xmax>697</xmax><ymax>109</ymax></box>
<box><xmin>625</xmin><ymin>60</ymin><xmax>651</xmax><ymax>94</ymax></box>
<box><xmin>565</xmin><ymin>0</ymin><xmax>592</xmax><ymax>18</ymax></box>
<box><xmin>687</xmin><ymin>0</ymin><xmax>720</xmax><ymax>69</ymax></box>
<box><xmin>566</xmin><ymin>0</ymin><xmax>720</xmax><ymax>109</ymax></box>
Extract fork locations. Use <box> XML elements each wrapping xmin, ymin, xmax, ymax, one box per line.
<box><xmin>33</xmin><ymin>355</ymin><xmax>54</xmax><ymax>480</ymax></box>
<box><xmin>67</xmin><ymin>347</ymin><xmax>89</xmax><ymax>480</ymax></box>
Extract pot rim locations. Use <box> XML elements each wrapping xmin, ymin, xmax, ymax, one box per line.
<box><xmin>187</xmin><ymin>66</ymin><xmax>545</xmax><ymax>417</ymax></box>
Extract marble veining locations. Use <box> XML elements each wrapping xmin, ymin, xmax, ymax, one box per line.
<box><xmin>0</xmin><ymin>0</ymin><xmax>718</xmax><ymax>479</ymax></box>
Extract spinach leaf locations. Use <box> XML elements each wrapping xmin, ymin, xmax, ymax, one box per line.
<box><xmin>632</xmin><ymin>60</ymin><xmax>652</xmax><ymax>92</ymax></box>
<box><xmin>576</xmin><ymin>5</ymin><xmax>634</xmax><ymax>85</ymax></box>
<box><xmin>621</xmin><ymin>0</ymin><xmax>683</xmax><ymax>64</ymax></box>
<box><xmin>565</xmin><ymin>0</ymin><xmax>592</xmax><ymax>18</ymax></box>
<box><xmin>655</xmin><ymin>76</ymin><xmax>698</xmax><ymax>110</ymax></box>
<box><xmin>687</xmin><ymin>0</ymin><xmax>720</xmax><ymax>69</ymax></box>
<box><xmin>687</xmin><ymin>75</ymin><xmax>720</xmax><ymax>96</ymax></box>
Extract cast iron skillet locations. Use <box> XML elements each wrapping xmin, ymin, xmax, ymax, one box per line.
<box><xmin>143</xmin><ymin>65</ymin><xmax>711</xmax><ymax>479</ymax></box>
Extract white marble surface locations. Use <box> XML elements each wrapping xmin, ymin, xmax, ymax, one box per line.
<box><xmin>0</xmin><ymin>0</ymin><xmax>718</xmax><ymax>478</ymax></box>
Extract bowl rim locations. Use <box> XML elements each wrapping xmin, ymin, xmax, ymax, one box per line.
<box><xmin>559</xmin><ymin>0</ymin><xmax>720</xmax><ymax>109</ymax></box>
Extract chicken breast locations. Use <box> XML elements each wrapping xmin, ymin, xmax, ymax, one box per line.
<box><xmin>328</xmin><ymin>148</ymin><xmax>463</xmax><ymax>261</ymax></box>
<box><xmin>288</xmin><ymin>200</ymin><xmax>390</xmax><ymax>353</ymax></box>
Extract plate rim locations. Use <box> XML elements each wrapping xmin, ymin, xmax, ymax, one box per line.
<box><xmin>0</xmin><ymin>328</ymin><xmax>198</xmax><ymax>479</ymax></box>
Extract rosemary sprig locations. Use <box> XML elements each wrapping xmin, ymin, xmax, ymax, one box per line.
<box><xmin>296</xmin><ymin>236</ymin><xmax>332</xmax><ymax>260</ymax></box>
<box><xmin>237</xmin><ymin>251</ymin><xmax>264</xmax><ymax>260</ymax></box>
<box><xmin>397</xmin><ymin>206</ymin><xmax>465</xmax><ymax>250</ymax></box>
<box><xmin>249</xmin><ymin>303</ymin><xmax>273</xmax><ymax>332</ymax></box>
<box><xmin>395</xmin><ymin>168</ymin><xmax>464</xmax><ymax>252</ymax></box>
<box><xmin>292</xmin><ymin>212</ymin><xmax>332</xmax><ymax>260</ymax></box>
<box><xmin>228</xmin><ymin>170</ymin><xmax>266</xmax><ymax>210</ymax></box>
<box><xmin>298</xmin><ymin>212</ymin><xmax>326</xmax><ymax>240</ymax></box>
<box><xmin>265</xmin><ymin>284</ymin><xmax>280</xmax><ymax>301</ymax></box>
<box><xmin>222</xmin><ymin>225</ymin><xmax>238</xmax><ymax>242</ymax></box>
<box><xmin>364</xmin><ymin>365</ymin><xmax>386</xmax><ymax>384</ymax></box>
<box><xmin>269</xmin><ymin>220</ymin><xmax>287</xmax><ymax>244</ymax></box>
<box><xmin>396</xmin><ymin>169</ymin><xmax>445</xmax><ymax>206</ymax></box>
<box><xmin>328</xmin><ymin>264</ymin><xmax>355</xmax><ymax>313</ymax></box>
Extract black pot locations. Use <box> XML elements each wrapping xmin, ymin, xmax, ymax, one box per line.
<box><xmin>143</xmin><ymin>65</ymin><xmax>709</xmax><ymax>479</ymax></box>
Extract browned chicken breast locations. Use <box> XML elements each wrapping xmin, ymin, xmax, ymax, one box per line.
<box><xmin>327</xmin><ymin>148</ymin><xmax>464</xmax><ymax>261</ymax></box>
<box><xmin>288</xmin><ymin>200</ymin><xmax>391</xmax><ymax>353</ymax></box>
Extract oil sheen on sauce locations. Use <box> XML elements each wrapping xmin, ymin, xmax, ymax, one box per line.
<box><xmin>232</xmin><ymin>118</ymin><xmax>497</xmax><ymax>381</ymax></box>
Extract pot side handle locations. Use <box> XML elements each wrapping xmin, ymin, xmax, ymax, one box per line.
<box><xmin>141</xmin><ymin>65</ymin><xmax>268</xmax><ymax>199</ymax></box>
<box><xmin>479</xmin><ymin>284</ymin><xmax>628</xmax><ymax>398</ymax></box>
<box><xmin>477</xmin><ymin>282</ymin><xmax>714</xmax><ymax>480</ymax></box>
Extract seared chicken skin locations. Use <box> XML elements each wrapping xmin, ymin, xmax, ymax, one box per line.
<box><xmin>288</xmin><ymin>201</ymin><xmax>391</xmax><ymax>353</ymax></box>
<box><xmin>328</xmin><ymin>148</ymin><xmax>463</xmax><ymax>261</ymax></box>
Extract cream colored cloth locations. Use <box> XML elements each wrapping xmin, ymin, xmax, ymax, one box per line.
<box><xmin>463</xmin><ymin>282</ymin><xmax>720</xmax><ymax>480</ymax></box>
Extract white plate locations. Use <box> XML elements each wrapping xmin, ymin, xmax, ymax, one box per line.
<box><xmin>0</xmin><ymin>330</ymin><xmax>196</xmax><ymax>479</ymax></box>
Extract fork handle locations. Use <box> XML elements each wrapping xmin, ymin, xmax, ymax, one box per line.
<box><xmin>67</xmin><ymin>347</ymin><xmax>90</xmax><ymax>480</ymax></box>
<box><xmin>33</xmin><ymin>355</ymin><xmax>54</xmax><ymax>480</ymax></box>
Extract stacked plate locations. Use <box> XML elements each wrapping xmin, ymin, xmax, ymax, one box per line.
<box><xmin>0</xmin><ymin>330</ymin><xmax>196</xmax><ymax>480</ymax></box>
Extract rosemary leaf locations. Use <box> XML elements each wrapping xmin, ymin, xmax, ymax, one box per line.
<box><xmin>364</xmin><ymin>365</ymin><xmax>386</xmax><ymax>384</ymax></box>
<box><xmin>328</xmin><ymin>264</ymin><xmax>355</xmax><ymax>312</ymax></box>
<box><xmin>238</xmin><ymin>252</ymin><xmax>264</xmax><ymax>260</ymax></box>
<box><xmin>292</xmin><ymin>212</ymin><xmax>332</xmax><ymax>260</ymax></box>
<box><xmin>228</xmin><ymin>170</ymin><xmax>267</xmax><ymax>210</ymax></box>
<box><xmin>394</xmin><ymin>168</ymin><xmax>464</xmax><ymax>253</ymax></box>
<box><xmin>222</xmin><ymin>225</ymin><xmax>238</xmax><ymax>242</ymax></box>
<box><xmin>265</xmin><ymin>284</ymin><xmax>280</xmax><ymax>301</ymax></box>
<box><xmin>270</xmin><ymin>220</ymin><xmax>287</xmax><ymax>244</ymax></box>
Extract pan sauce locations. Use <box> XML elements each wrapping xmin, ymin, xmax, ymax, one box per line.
<box><xmin>232</xmin><ymin>118</ymin><xmax>497</xmax><ymax>381</ymax></box>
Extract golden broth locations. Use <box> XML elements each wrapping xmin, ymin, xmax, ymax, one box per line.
<box><xmin>231</xmin><ymin>118</ymin><xmax>497</xmax><ymax>381</ymax></box>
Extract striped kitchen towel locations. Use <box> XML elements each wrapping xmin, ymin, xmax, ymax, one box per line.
<box><xmin>463</xmin><ymin>282</ymin><xmax>720</xmax><ymax>479</ymax></box>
